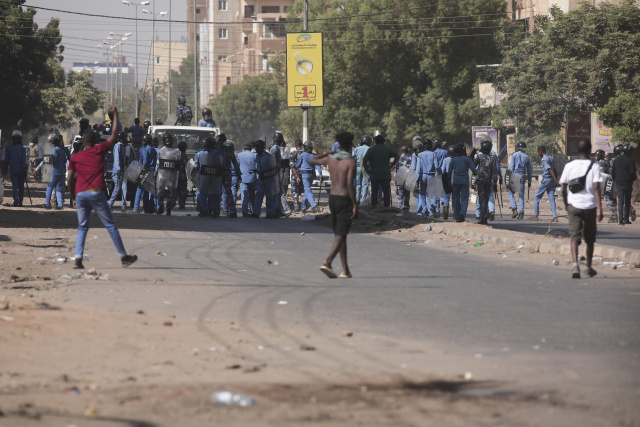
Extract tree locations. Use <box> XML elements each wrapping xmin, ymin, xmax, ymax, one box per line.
<box><xmin>0</xmin><ymin>1</ymin><xmax>65</xmax><ymax>132</ymax></box>
<box><xmin>210</xmin><ymin>74</ymin><xmax>282</xmax><ymax>143</ymax></box>
<box><xmin>493</xmin><ymin>1</ymin><xmax>640</xmax><ymax>144</ymax></box>
<box><xmin>597</xmin><ymin>92</ymin><xmax>640</xmax><ymax>146</ymax></box>
<box><xmin>281</xmin><ymin>0</ymin><xmax>508</xmax><ymax>148</ymax></box>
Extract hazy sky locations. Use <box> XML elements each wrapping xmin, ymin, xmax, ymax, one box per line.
<box><xmin>27</xmin><ymin>0</ymin><xmax>189</xmax><ymax>71</ymax></box>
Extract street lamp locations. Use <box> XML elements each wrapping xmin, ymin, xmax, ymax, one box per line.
<box><xmin>108</xmin><ymin>33</ymin><xmax>131</xmax><ymax>113</ymax></box>
<box><xmin>122</xmin><ymin>0</ymin><xmax>150</xmax><ymax>119</ymax></box>
<box><xmin>143</xmin><ymin>7</ymin><xmax>167</xmax><ymax>122</ymax></box>
<box><xmin>97</xmin><ymin>45</ymin><xmax>110</xmax><ymax>111</ymax></box>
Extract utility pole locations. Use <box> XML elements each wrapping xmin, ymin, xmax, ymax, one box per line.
<box><xmin>168</xmin><ymin>0</ymin><xmax>172</xmax><ymax>118</ymax></box>
<box><xmin>302</xmin><ymin>0</ymin><xmax>309</xmax><ymax>143</ymax></box>
<box><xmin>193</xmin><ymin>0</ymin><xmax>198</xmax><ymax>123</ymax></box>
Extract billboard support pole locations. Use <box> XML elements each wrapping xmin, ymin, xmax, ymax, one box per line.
<box><xmin>302</xmin><ymin>0</ymin><xmax>309</xmax><ymax>143</ymax></box>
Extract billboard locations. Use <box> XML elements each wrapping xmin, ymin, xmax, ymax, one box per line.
<box><xmin>286</xmin><ymin>33</ymin><xmax>324</xmax><ymax>107</ymax></box>
<box><xmin>479</xmin><ymin>83</ymin><xmax>507</xmax><ymax>108</ymax></box>
<box><xmin>472</xmin><ymin>126</ymin><xmax>498</xmax><ymax>148</ymax></box>
<box><xmin>591</xmin><ymin>112</ymin><xmax>614</xmax><ymax>153</ymax></box>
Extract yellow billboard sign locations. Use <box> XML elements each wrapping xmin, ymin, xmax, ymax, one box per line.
<box><xmin>287</xmin><ymin>33</ymin><xmax>323</xmax><ymax>107</ymax></box>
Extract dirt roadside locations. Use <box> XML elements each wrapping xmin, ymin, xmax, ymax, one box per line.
<box><xmin>1</xmin><ymin>194</ymin><xmax>639</xmax><ymax>426</ymax></box>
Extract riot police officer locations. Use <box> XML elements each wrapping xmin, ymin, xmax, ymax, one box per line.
<box><xmin>293</xmin><ymin>141</ymin><xmax>322</xmax><ymax>213</ymax></box>
<box><xmin>199</xmin><ymin>108</ymin><xmax>216</xmax><ymax>128</ymax></box>
<box><xmin>221</xmin><ymin>138</ymin><xmax>240</xmax><ymax>218</ymax></box>
<box><xmin>195</xmin><ymin>136</ymin><xmax>224</xmax><ymax>217</ymax></box>
<box><xmin>253</xmin><ymin>139</ymin><xmax>279</xmax><ymax>218</ymax></box>
<box><xmin>352</xmin><ymin>135</ymin><xmax>372</xmax><ymax>205</ymax></box>
<box><xmin>155</xmin><ymin>132</ymin><xmax>181</xmax><ymax>215</ymax></box>
<box><xmin>175</xmin><ymin>94</ymin><xmax>193</xmax><ymax>126</ymax></box>
<box><xmin>176</xmin><ymin>141</ymin><xmax>189</xmax><ymax>209</ymax></box>
<box><xmin>473</xmin><ymin>136</ymin><xmax>499</xmax><ymax>225</ymax></box>
<box><xmin>508</xmin><ymin>141</ymin><xmax>532</xmax><ymax>219</ymax></box>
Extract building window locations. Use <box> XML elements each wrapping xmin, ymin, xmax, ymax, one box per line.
<box><xmin>243</xmin><ymin>36</ymin><xmax>248</xmax><ymax>45</ymax></box>
<box><xmin>195</xmin><ymin>8</ymin><xmax>200</xmax><ymax>14</ymax></box>
<box><xmin>218</xmin><ymin>28</ymin><xmax>228</xmax><ymax>39</ymax></box>
<box><xmin>283</xmin><ymin>6</ymin><xmax>290</xmax><ymax>12</ymax></box>
<box><xmin>226</xmin><ymin>77</ymin><xmax>231</xmax><ymax>85</ymax></box>
<box><xmin>218</xmin><ymin>55</ymin><xmax>227</xmax><ymax>62</ymax></box>
<box><xmin>218</xmin><ymin>0</ymin><xmax>227</xmax><ymax>11</ymax></box>
<box><xmin>244</xmin><ymin>5</ymin><xmax>254</xmax><ymax>17</ymax></box>
<box><xmin>262</xmin><ymin>56</ymin><xmax>272</xmax><ymax>72</ymax></box>
<box><xmin>262</xmin><ymin>19</ymin><xmax>285</xmax><ymax>39</ymax></box>
<box><xmin>156</xmin><ymin>56</ymin><xmax>160</xmax><ymax>64</ymax></box>
<box><xmin>261</xmin><ymin>6</ymin><xmax>279</xmax><ymax>13</ymax></box>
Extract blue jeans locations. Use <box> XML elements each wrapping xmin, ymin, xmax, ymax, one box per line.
<box><xmin>255</xmin><ymin>180</ymin><xmax>276</xmax><ymax>216</ymax></box>
<box><xmin>534</xmin><ymin>178</ymin><xmax>557</xmax><ymax>217</ymax></box>
<box><xmin>134</xmin><ymin>187</ymin><xmax>155</xmax><ymax>212</ymax></box>
<box><xmin>199</xmin><ymin>193</ymin><xmax>221</xmax><ymax>215</ymax></box>
<box><xmin>108</xmin><ymin>172</ymin><xmax>127</xmax><ymax>209</ymax></box>
<box><xmin>441</xmin><ymin>192</ymin><xmax>451</xmax><ymax>209</ymax></box>
<box><xmin>223</xmin><ymin>175</ymin><xmax>239</xmax><ymax>212</ymax></box>
<box><xmin>355</xmin><ymin>166</ymin><xmax>369</xmax><ymax>204</ymax></box>
<box><xmin>301</xmin><ymin>173</ymin><xmax>316</xmax><ymax>210</ymax></box>
<box><xmin>45</xmin><ymin>175</ymin><xmax>66</xmax><ymax>207</ymax></box>
<box><xmin>508</xmin><ymin>179</ymin><xmax>526</xmax><ymax>212</ymax></box>
<box><xmin>11</xmin><ymin>173</ymin><xmax>25</xmax><ymax>205</ymax></box>
<box><xmin>371</xmin><ymin>179</ymin><xmax>391</xmax><ymax>208</ymax></box>
<box><xmin>452</xmin><ymin>183</ymin><xmax>470</xmax><ymax>219</ymax></box>
<box><xmin>74</xmin><ymin>191</ymin><xmax>126</xmax><ymax>259</ymax></box>
<box><xmin>475</xmin><ymin>188</ymin><xmax>495</xmax><ymax>217</ymax></box>
<box><xmin>240</xmin><ymin>182</ymin><xmax>256</xmax><ymax>215</ymax></box>
<box><xmin>417</xmin><ymin>175</ymin><xmax>434</xmax><ymax>215</ymax></box>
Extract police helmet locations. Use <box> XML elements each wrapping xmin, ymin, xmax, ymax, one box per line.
<box><xmin>595</xmin><ymin>149</ymin><xmax>605</xmax><ymax>161</ymax></box>
<box><xmin>480</xmin><ymin>136</ymin><xmax>492</xmax><ymax>154</ymax></box>
<box><xmin>143</xmin><ymin>120</ymin><xmax>151</xmax><ymax>129</ymax></box>
<box><xmin>200</xmin><ymin>138</ymin><xmax>208</xmax><ymax>150</ymax></box>
<box><xmin>162</xmin><ymin>132</ymin><xmax>174</xmax><ymax>147</ymax></box>
<box><xmin>205</xmin><ymin>136</ymin><xmax>217</xmax><ymax>150</ymax></box>
<box><xmin>178</xmin><ymin>95</ymin><xmax>187</xmax><ymax>105</ymax></box>
<box><xmin>202</xmin><ymin>107</ymin><xmax>212</xmax><ymax>120</ymax></box>
<box><xmin>223</xmin><ymin>140</ymin><xmax>235</xmax><ymax>151</ymax></box>
<box><xmin>423</xmin><ymin>138</ymin><xmax>433</xmax><ymax>151</ymax></box>
<box><xmin>244</xmin><ymin>141</ymin><xmax>253</xmax><ymax>149</ymax></box>
<box><xmin>302</xmin><ymin>140</ymin><xmax>314</xmax><ymax>153</ymax></box>
<box><xmin>447</xmin><ymin>145</ymin><xmax>456</xmax><ymax>157</ymax></box>
<box><xmin>273</xmin><ymin>131</ymin><xmax>285</xmax><ymax>147</ymax></box>
<box><xmin>142</xmin><ymin>134</ymin><xmax>154</xmax><ymax>146</ymax></box>
<box><xmin>155</xmin><ymin>118</ymin><xmax>163</xmax><ymax>126</ymax></box>
<box><xmin>254</xmin><ymin>139</ymin><xmax>266</xmax><ymax>153</ymax></box>
<box><xmin>11</xmin><ymin>130</ymin><xmax>23</xmax><ymax>144</ymax></box>
<box><xmin>152</xmin><ymin>136</ymin><xmax>160</xmax><ymax>147</ymax></box>
<box><xmin>624</xmin><ymin>143</ymin><xmax>632</xmax><ymax>155</ymax></box>
<box><xmin>48</xmin><ymin>133</ymin><xmax>61</xmax><ymax>145</ymax></box>
<box><xmin>433</xmin><ymin>138</ymin><xmax>443</xmax><ymax>149</ymax></box>
<box><xmin>361</xmin><ymin>135</ymin><xmax>373</xmax><ymax>147</ymax></box>
<box><xmin>79</xmin><ymin>118</ymin><xmax>90</xmax><ymax>128</ymax></box>
<box><xmin>118</xmin><ymin>131</ymin><xmax>128</xmax><ymax>143</ymax></box>
<box><xmin>177</xmin><ymin>141</ymin><xmax>188</xmax><ymax>153</ymax></box>
<box><xmin>516</xmin><ymin>141</ymin><xmax>527</xmax><ymax>152</ymax></box>
<box><xmin>453</xmin><ymin>143</ymin><xmax>466</xmax><ymax>156</ymax></box>
<box><xmin>613</xmin><ymin>144</ymin><xmax>625</xmax><ymax>156</ymax></box>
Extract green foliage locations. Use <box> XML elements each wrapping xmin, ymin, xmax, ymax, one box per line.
<box><xmin>280</xmin><ymin>0</ymin><xmax>507</xmax><ymax>148</ymax></box>
<box><xmin>493</xmin><ymin>0</ymin><xmax>640</xmax><ymax>140</ymax></box>
<box><xmin>597</xmin><ymin>92</ymin><xmax>640</xmax><ymax>145</ymax></box>
<box><xmin>0</xmin><ymin>2</ymin><xmax>64</xmax><ymax>132</ymax></box>
<box><xmin>170</xmin><ymin>54</ymin><xmax>200</xmax><ymax>112</ymax></box>
<box><xmin>210</xmin><ymin>74</ymin><xmax>281</xmax><ymax>143</ymax></box>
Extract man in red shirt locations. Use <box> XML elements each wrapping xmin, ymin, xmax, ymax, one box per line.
<box><xmin>67</xmin><ymin>104</ymin><xmax>137</xmax><ymax>269</ymax></box>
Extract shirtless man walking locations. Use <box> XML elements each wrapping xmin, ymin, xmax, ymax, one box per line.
<box><xmin>311</xmin><ymin>131</ymin><xmax>358</xmax><ymax>278</ymax></box>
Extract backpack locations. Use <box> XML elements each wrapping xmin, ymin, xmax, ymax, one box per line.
<box><xmin>184</xmin><ymin>106</ymin><xmax>193</xmax><ymax>122</ymax></box>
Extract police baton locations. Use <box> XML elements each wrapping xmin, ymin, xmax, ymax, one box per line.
<box><xmin>317</xmin><ymin>177</ymin><xmax>322</xmax><ymax>205</ymax></box>
<box><xmin>24</xmin><ymin>175</ymin><xmax>33</xmax><ymax>205</ymax></box>
<box><xmin>497</xmin><ymin>181</ymin><xmax>503</xmax><ymax>219</ymax></box>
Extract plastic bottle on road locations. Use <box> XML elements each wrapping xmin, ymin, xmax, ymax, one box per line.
<box><xmin>211</xmin><ymin>391</ymin><xmax>255</xmax><ymax>407</ymax></box>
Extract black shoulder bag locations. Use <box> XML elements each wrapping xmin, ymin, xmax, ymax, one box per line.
<box><xmin>568</xmin><ymin>161</ymin><xmax>594</xmax><ymax>194</ymax></box>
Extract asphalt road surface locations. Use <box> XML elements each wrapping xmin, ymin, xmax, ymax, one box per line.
<box><xmin>50</xmin><ymin>208</ymin><xmax>640</xmax><ymax>425</ymax></box>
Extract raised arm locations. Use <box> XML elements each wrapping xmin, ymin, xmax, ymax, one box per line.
<box><xmin>106</xmin><ymin>104</ymin><xmax>119</xmax><ymax>150</ymax></box>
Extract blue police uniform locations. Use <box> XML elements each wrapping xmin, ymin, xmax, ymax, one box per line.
<box><xmin>45</xmin><ymin>145</ymin><xmax>71</xmax><ymax>208</ymax></box>
<box><xmin>352</xmin><ymin>145</ymin><xmax>370</xmax><ymax>204</ymax></box>
<box><xmin>330</xmin><ymin>141</ymin><xmax>339</xmax><ymax>153</ymax></box>
<box><xmin>221</xmin><ymin>147</ymin><xmax>239</xmax><ymax>215</ymax></box>
<box><xmin>133</xmin><ymin>145</ymin><xmax>157</xmax><ymax>212</ymax></box>
<box><xmin>295</xmin><ymin>151</ymin><xmax>321</xmax><ymax>211</ymax></box>
<box><xmin>450</xmin><ymin>155</ymin><xmax>477</xmax><ymax>221</ymax></box>
<box><xmin>238</xmin><ymin>150</ymin><xmax>257</xmax><ymax>216</ymax></box>
<box><xmin>6</xmin><ymin>143</ymin><xmax>27</xmax><ymax>206</ymax></box>
<box><xmin>198</xmin><ymin>118</ymin><xmax>216</xmax><ymax>128</ymax></box>
<box><xmin>415</xmin><ymin>150</ymin><xmax>437</xmax><ymax>217</ymax></box>
<box><xmin>107</xmin><ymin>141</ymin><xmax>128</xmax><ymax>210</ymax></box>
<box><xmin>533</xmin><ymin>154</ymin><xmax>557</xmax><ymax>218</ymax></box>
<box><xmin>508</xmin><ymin>151</ymin><xmax>532</xmax><ymax>213</ymax></box>
<box><xmin>196</xmin><ymin>148</ymin><xmax>223</xmax><ymax>216</ymax></box>
<box><xmin>254</xmin><ymin>151</ymin><xmax>277</xmax><ymax>217</ymax></box>
<box><xmin>434</xmin><ymin>147</ymin><xmax>447</xmax><ymax>211</ymax></box>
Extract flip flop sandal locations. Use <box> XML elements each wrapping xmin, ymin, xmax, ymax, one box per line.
<box><xmin>320</xmin><ymin>265</ymin><xmax>337</xmax><ymax>279</ymax></box>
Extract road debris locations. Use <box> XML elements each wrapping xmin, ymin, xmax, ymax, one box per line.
<box><xmin>155</xmin><ymin>251</ymin><xmax>167</xmax><ymax>256</ymax></box>
<box><xmin>300</xmin><ymin>344</ymin><xmax>316</xmax><ymax>351</ymax></box>
<box><xmin>266</xmin><ymin>259</ymin><xmax>279</xmax><ymax>266</ymax></box>
<box><xmin>211</xmin><ymin>391</ymin><xmax>255</xmax><ymax>407</ymax></box>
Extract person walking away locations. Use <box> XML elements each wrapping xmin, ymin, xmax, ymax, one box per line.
<box><xmin>66</xmin><ymin>104</ymin><xmax>137</xmax><ymax>269</ymax></box>
<box><xmin>311</xmin><ymin>132</ymin><xmax>357</xmax><ymax>279</ymax></box>
<box><xmin>127</xmin><ymin>118</ymin><xmax>146</xmax><ymax>147</ymax></box>
<box><xmin>133</xmin><ymin>134</ymin><xmax>152</xmax><ymax>213</ymax></box>
<box><xmin>530</xmin><ymin>145</ymin><xmax>559</xmax><ymax>221</ymax></box>
<box><xmin>395</xmin><ymin>146</ymin><xmax>411</xmax><ymax>211</ymax></box>
<box><xmin>352</xmin><ymin>135</ymin><xmax>372</xmax><ymax>205</ymax></box>
<box><xmin>108</xmin><ymin>132</ymin><xmax>129</xmax><ymax>212</ymax></box>
<box><xmin>6</xmin><ymin>130</ymin><xmax>27</xmax><ymax>207</ymax></box>
<box><xmin>410</xmin><ymin>136</ymin><xmax>424</xmax><ymax>215</ymax></box>
<box><xmin>363</xmin><ymin>134</ymin><xmax>398</xmax><ymax>208</ymax></box>
<box><xmin>558</xmin><ymin>139</ymin><xmax>602</xmax><ymax>278</ymax></box>
<box><xmin>176</xmin><ymin>141</ymin><xmax>189</xmax><ymax>209</ymax></box>
<box><xmin>611</xmin><ymin>143</ymin><xmax>637</xmax><ymax>225</ymax></box>
<box><xmin>474</xmin><ymin>137</ymin><xmax>499</xmax><ymax>225</ymax></box>
<box><xmin>449</xmin><ymin>144</ymin><xmax>477</xmax><ymax>222</ymax></box>
<box><xmin>293</xmin><ymin>141</ymin><xmax>322</xmax><ymax>213</ymax></box>
<box><xmin>595</xmin><ymin>149</ymin><xmax>618</xmax><ymax>223</ymax></box>
<box><xmin>238</xmin><ymin>141</ymin><xmax>257</xmax><ymax>217</ymax></box>
<box><xmin>44</xmin><ymin>134</ymin><xmax>70</xmax><ymax>210</ymax></box>
<box><xmin>441</xmin><ymin>145</ymin><xmax>455</xmax><ymax>219</ymax></box>
<box><xmin>414</xmin><ymin>138</ymin><xmax>436</xmax><ymax>218</ymax></box>
<box><xmin>269</xmin><ymin>133</ymin><xmax>285</xmax><ymax>217</ymax></box>
<box><xmin>508</xmin><ymin>141</ymin><xmax>533</xmax><ymax>219</ymax></box>
<box><xmin>433</xmin><ymin>138</ymin><xmax>448</xmax><ymax>218</ymax></box>
<box><xmin>221</xmin><ymin>139</ymin><xmax>239</xmax><ymax>218</ymax></box>
<box><xmin>289</xmin><ymin>139</ymin><xmax>304</xmax><ymax>212</ymax></box>
<box><xmin>252</xmin><ymin>139</ymin><xmax>278</xmax><ymax>218</ymax></box>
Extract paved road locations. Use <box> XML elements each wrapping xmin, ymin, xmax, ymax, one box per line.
<box><xmin>57</xmin><ymin>208</ymin><xmax>640</xmax><ymax>424</ymax></box>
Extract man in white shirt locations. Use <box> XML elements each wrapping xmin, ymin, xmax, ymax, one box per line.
<box><xmin>559</xmin><ymin>139</ymin><xmax>603</xmax><ymax>279</ymax></box>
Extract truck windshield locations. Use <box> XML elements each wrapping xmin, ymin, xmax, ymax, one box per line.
<box><xmin>151</xmin><ymin>129</ymin><xmax>218</xmax><ymax>156</ymax></box>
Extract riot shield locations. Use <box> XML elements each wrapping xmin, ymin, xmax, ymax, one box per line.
<box><xmin>198</xmin><ymin>151</ymin><xmax>223</xmax><ymax>195</ymax></box>
<box><xmin>601</xmin><ymin>173</ymin><xmax>616</xmax><ymax>198</ymax></box>
<box><xmin>157</xmin><ymin>147</ymin><xmax>181</xmax><ymax>190</ymax></box>
<box><xmin>505</xmin><ymin>170</ymin><xmax>522</xmax><ymax>193</ymax></box>
<box><xmin>186</xmin><ymin>158</ymin><xmax>199</xmax><ymax>189</ymax></box>
<box><xmin>395</xmin><ymin>164</ymin><xmax>416</xmax><ymax>193</ymax></box>
<box><xmin>426</xmin><ymin>175</ymin><xmax>440</xmax><ymax>200</ymax></box>
<box><xmin>256</xmin><ymin>154</ymin><xmax>279</xmax><ymax>197</ymax></box>
<box><xmin>124</xmin><ymin>160</ymin><xmax>157</xmax><ymax>196</ymax></box>
<box><xmin>41</xmin><ymin>143</ymin><xmax>55</xmax><ymax>183</ymax></box>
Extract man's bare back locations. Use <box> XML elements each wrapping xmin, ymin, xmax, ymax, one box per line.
<box><xmin>327</xmin><ymin>156</ymin><xmax>356</xmax><ymax>197</ymax></box>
